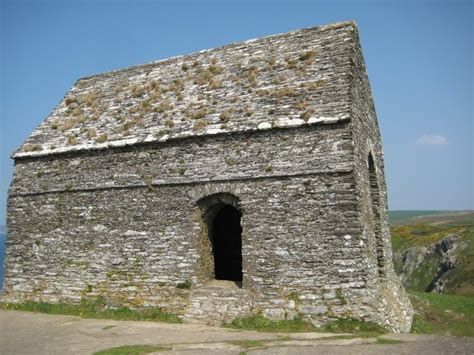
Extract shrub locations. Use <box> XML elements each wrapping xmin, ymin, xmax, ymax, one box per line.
<box><xmin>244</xmin><ymin>106</ymin><xmax>254</xmax><ymax>117</ymax></box>
<box><xmin>272</xmin><ymin>87</ymin><xmax>295</xmax><ymax>100</ymax></box>
<box><xmin>244</xmin><ymin>67</ymin><xmax>258</xmax><ymax>86</ymax></box>
<box><xmin>139</xmin><ymin>100</ymin><xmax>151</xmax><ymax>111</ymax></box>
<box><xmin>300</xmin><ymin>108</ymin><xmax>315</xmax><ymax>121</ymax></box>
<box><xmin>131</xmin><ymin>85</ymin><xmax>145</xmax><ymax>98</ymax></box>
<box><xmin>67</xmin><ymin>134</ymin><xmax>78</xmax><ymax>145</ymax></box>
<box><xmin>65</xmin><ymin>97</ymin><xmax>77</xmax><ymax>106</ymax></box>
<box><xmin>176</xmin><ymin>280</ymin><xmax>191</xmax><ymax>289</ymax></box>
<box><xmin>194</xmin><ymin>69</ymin><xmax>214</xmax><ymax>86</ymax></box>
<box><xmin>188</xmin><ymin>108</ymin><xmax>207</xmax><ymax>120</ymax></box>
<box><xmin>95</xmin><ymin>133</ymin><xmax>108</xmax><ymax>143</ymax></box>
<box><xmin>225</xmin><ymin>157</ymin><xmax>238</xmax><ymax>166</ymax></box>
<box><xmin>87</xmin><ymin>128</ymin><xmax>97</xmax><ymax>139</ymax></box>
<box><xmin>299</xmin><ymin>50</ymin><xmax>316</xmax><ymax>61</ymax></box>
<box><xmin>295</xmin><ymin>101</ymin><xmax>308</xmax><ymax>111</ymax></box>
<box><xmin>208</xmin><ymin>64</ymin><xmax>223</xmax><ymax>75</ymax></box>
<box><xmin>219</xmin><ymin>108</ymin><xmax>233</xmax><ymax>122</ymax></box>
<box><xmin>23</xmin><ymin>143</ymin><xmax>42</xmax><ymax>152</ymax></box>
<box><xmin>192</xmin><ymin>119</ymin><xmax>207</xmax><ymax>132</ymax></box>
<box><xmin>285</xmin><ymin>57</ymin><xmax>298</xmax><ymax>69</ymax></box>
<box><xmin>208</xmin><ymin>78</ymin><xmax>221</xmax><ymax>89</ymax></box>
<box><xmin>307</xmin><ymin>80</ymin><xmax>327</xmax><ymax>91</ymax></box>
<box><xmin>153</xmin><ymin>100</ymin><xmax>173</xmax><ymax>113</ymax></box>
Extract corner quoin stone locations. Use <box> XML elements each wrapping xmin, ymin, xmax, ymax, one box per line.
<box><xmin>2</xmin><ymin>20</ymin><xmax>413</xmax><ymax>332</ymax></box>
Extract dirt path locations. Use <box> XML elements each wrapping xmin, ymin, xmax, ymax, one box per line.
<box><xmin>1</xmin><ymin>310</ymin><xmax>473</xmax><ymax>354</ymax></box>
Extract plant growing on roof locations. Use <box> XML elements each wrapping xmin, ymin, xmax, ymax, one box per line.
<box><xmin>285</xmin><ymin>57</ymin><xmax>298</xmax><ymax>70</ymax></box>
<box><xmin>219</xmin><ymin>108</ymin><xmax>233</xmax><ymax>122</ymax></box>
<box><xmin>87</xmin><ymin>128</ymin><xmax>97</xmax><ymax>139</ymax></box>
<box><xmin>272</xmin><ymin>87</ymin><xmax>295</xmax><ymax>101</ymax></box>
<box><xmin>23</xmin><ymin>143</ymin><xmax>42</xmax><ymax>152</ymax></box>
<box><xmin>153</xmin><ymin>100</ymin><xmax>173</xmax><ymax>113</ymax></box>
<box><xmin>188</xmin><ymin>108</ymin><xmax>208</xmax><ymax>120</ymax></box>
<box><xmin>208</xmin><ymin>64</ymin><xmax>223</xmax><ymax>75</ymax></box>
<box><xmin>299</xmin><ymin>50</ymin><xmax>316</xmax><ymax>61</ymax></box>
<box><xmin>192</xmin><ymin>119</ymin><xmax>207</xmax><ymax>132</ymax></box>
<box><xmin>208</xmin><ymin>78</ymin><xmax>221</xmax><ymax>90</ymax></box>
<box><xmin>244</xmin><ymin>66</ymin><xmax>258</xmax><ymax>86</ymax></box>
<box><xmin>244</xmin><ymin>106</ymin><xmax>255</xmax><ymax>117</ymax></box>
<box><xmin>300</xmin><ymin>107</ymin><xmax>315</xmax><ymax>121</ymax></box>
<box><xmin>307</xmin><ymin>80</ymin><xmax>327</xmax><ymax>91</ymax></box>
<box><xmin>95</xmin><ymin>133</ymin><xmax>108</xmax><ymax>143</ymax></box>
<box><xmin>67</xmin><ymin>134</ymin><xmax>78</xmax><ymax>145</ymax></box>
<box><xmin>295</xmin><ymin>101</ymin><xmax>308</xmax><ymax>110</ymax></box>
<box><xmin>131</xmin><ymin>85</ymin><xmax>145</xmax><ymax>98</ymax></box>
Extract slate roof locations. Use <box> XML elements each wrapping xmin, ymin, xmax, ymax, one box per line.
<box><xmin>14</xmin><ymin>21</ymin><xmax>358</xmax><ymax>158</ymax></box>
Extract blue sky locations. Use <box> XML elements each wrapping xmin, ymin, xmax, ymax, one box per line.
<box><xmin>0</xmin><ymin>0</ymin><xmax>472</xmax><ymax>224</ymax></box>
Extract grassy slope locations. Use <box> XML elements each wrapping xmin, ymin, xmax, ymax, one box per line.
<box><xmin>410</xmin><ymin>291</ymin><xmax>474</xmax><ymax>337</ymax></box>
<box><xmin>390</xmin><ymin>211</ymin><xmax>474</xmax><ymax>336</ymax></box>
<box><xmin>390</xmin><ymin>211</ymin><xmax>474</xmax><ymax>295</ymax></box>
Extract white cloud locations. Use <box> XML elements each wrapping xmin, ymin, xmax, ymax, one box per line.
<box><xmin>416</xmin><ymin>134</ymin><xmax>448</xmax><ymax>145</ymax></box>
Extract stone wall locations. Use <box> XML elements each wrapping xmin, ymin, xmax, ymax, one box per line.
<box><xmin>10</xmin><ymin>124</ymin><xmax>351</xmax><ymax>195</ymax></box>
<box><xmin>5</xmin><ymin>168</ymin><xmax>363</xmax><ymax>316</ymax></box>
<box><xmin>348</xmin><ymin>27</ymin><xmax>413</xmax><ymax>332</ymax></box>
<box><xmin>4</xmin><ymin>121</ymin><xmax>389</xmax><ymax>327</ymax></box>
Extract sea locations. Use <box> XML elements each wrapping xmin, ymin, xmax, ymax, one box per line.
<box><xmin>0</xmin><ymin>234</ymin><xmax>6</xmax><ymax>290</ymax></box>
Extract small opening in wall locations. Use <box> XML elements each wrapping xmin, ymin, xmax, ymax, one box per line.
<box><xmin>368</xmin><ymin>153</ymin><xmax>385</xmax><ymax>278</ymax></box>
<box><xmin>211</xmin><ymin>205</ymin><xmax>243</xmax><ymax>282</ymax></box>
<box><xmin>197</xmin><ymin>193</ymin><xmax>243</xmax><ymax>287</ymax></box>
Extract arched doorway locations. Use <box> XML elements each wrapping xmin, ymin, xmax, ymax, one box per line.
<box><xmin>196</xmin><ymin>193</ymin><xmax>243</xmax><ymax>284</ymax></box>
<box><xmin>212</xmin><ymin>205</ymin><xmax>243</xmax><ymax>281</ymax></box>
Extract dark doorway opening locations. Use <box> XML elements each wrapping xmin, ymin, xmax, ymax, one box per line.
<box><xmin>211</xmin><ymin>205</ymin><xmax>243</xmax><ymax>282</ymax></box>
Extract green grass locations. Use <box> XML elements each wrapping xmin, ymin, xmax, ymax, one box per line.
<box><xmin>376</xmin><ymin>337</ymin><xmax>403</xmax><ymax>344</ymax></box>
<box><xmin>409</xmin><ymin>291</ymin><xmax>474</xmax><ymax>336</ymax></box>
<box><xmin>93</xmin><ymin>344</ymin><xmax>171</xmax><ymax>355</ymax></box>
<box><xmin>0</xmin><ymin>298</ymin><xmax>181</xmax><ymax>324</ymax></box>
<box><xmin>228</xmin><ymin>315</ymin><xmax>316</xmax><ymax>332</ymax></box>
<box><xmin>228</xmin><ymin>339</ymin><xmax>267</xmax><ymax>349</ymax></box>
<box><xmin>321</xmin><ymin>318</ymin><xmax>387</xmax><ymax>337</ymax></box>
<box><xmin>228</xmin><ymin>314</ymin><xmax>387</xmax><ymax>336</ymax></box>
<box><xmin>391</xmin><ymin>234</ymin><xmax>412</xmax><ymax>251</ymax></box>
